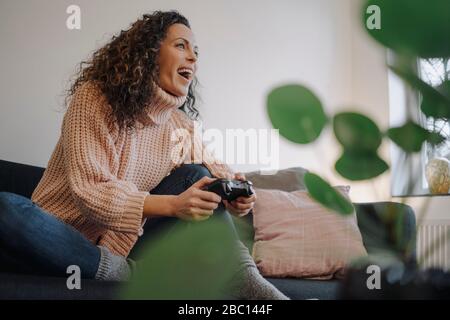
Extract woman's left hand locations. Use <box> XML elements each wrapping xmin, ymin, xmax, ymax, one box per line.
<box><xmin>222</xmin><ymin>172</ymin><xmax>257</xmax><ymax>217</ymax></box>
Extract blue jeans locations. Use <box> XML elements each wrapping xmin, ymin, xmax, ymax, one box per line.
<box><xmin>0</xmin><ymin>164</ymin><xmax>237</xmax><ymax>278</ymax></box>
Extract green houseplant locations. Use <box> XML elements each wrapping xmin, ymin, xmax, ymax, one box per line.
<box><xmin>266</xmin><ymin>0</ymin><xmax>450</xmax><ymax>298</ymax></box>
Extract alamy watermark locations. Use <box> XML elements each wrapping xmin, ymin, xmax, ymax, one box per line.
<box><xmin>66</xmin><ymin>5</ymin><xmax>81</xmax><ymax>30</ymax></box>
<box><xmin>66</xmin><ymin>265</ymin><xmax>81</xmax><ymax>290</ymax></box>
<box><xmin>170</xmin><ymin>121</ymin><xmax>280</xmax><ymax>175</ymax></box>
<box><xmin>366</xmin><ymin>264</ymin><xmax>381</xmax><ymax>290</ymax></box>
<box><xmin>366</xmin><ymin>5</ymin><xmax>381</xmax><ymax>30</ymax></box>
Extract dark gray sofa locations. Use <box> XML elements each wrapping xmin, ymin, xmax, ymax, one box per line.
<box><xmin>0</xmin><ymin>159</ymin><xmax>416</xmax><ymax>299</ymax></box>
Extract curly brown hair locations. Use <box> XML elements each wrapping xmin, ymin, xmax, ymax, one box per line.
<box><xmin>66</xmin><ymin>10</ymin><xmax>199</xmax><ymax>130</ymax></box>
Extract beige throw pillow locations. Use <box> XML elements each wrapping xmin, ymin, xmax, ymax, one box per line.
<box><xmin>252</xmin><ymin>187</ymin><xmax>367</xmax><ymax>279</ymax></box>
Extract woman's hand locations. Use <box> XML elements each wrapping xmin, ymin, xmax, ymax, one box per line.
<box><xmin>171</xmin><ymin>176</ymin><xmax>222</xmax><ymax>221</ymax></box>
<box><xmin>223</xmin><ymin>172</ymin><xmax>257</xmax><ymax>217</ymax></box>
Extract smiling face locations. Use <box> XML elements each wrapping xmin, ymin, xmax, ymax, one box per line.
<box><xmin>157</xmin><ymin>23</ymin><xmax>198</xmax><ymax>97</ymax></box>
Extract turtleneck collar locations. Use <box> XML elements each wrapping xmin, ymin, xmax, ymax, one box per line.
<box><xmin>146</xmin><ymin>82</ymin><xmax>187</xmax><ymax>125</ymax></box>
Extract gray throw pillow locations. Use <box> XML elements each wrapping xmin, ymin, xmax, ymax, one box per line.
<box><xmin>244</xmin><ymin>167</ymin><xmax>309</xmax><ymax>192</ymax></box>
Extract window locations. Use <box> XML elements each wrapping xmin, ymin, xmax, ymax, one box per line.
<box><xmin>389</xmin><ymin>54</ymin><xmax>450</xmax><ymax>196</ymax></box>
<box><xmin>419</xmin><ymin>58</ymin><xmax>450</xmax><ymax>164</ymax></box>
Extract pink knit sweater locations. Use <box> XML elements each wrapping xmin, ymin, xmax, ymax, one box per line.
<box><xmin>31</xmin><ymin>81</ymin><xmax>235</xmax><ymax>257</ymax></box>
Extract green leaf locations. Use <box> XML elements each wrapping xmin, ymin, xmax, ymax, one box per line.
<box><xmin>363</xmin><ymin>0</ymin><xmax>450</xmax><ymax>57</ymax></box>
<box><xmin>387</xmin><ymin>121</ymin><xmax>429</xmax><ymax>152</ymax></box>
<box><xmin>304</xmin><ymin>172</ymin><xmax>354</xmax><ymax>216</ymax></box>
<box><xmin>427</xmin><ymin>131</ymin><xmax>446</xmax><ymax>146</ymax></box>
<box><xmin>387</xmin><ymin>121</ymin><xmax>447</xmax><ymax>152</ymax></box>
<box><xmin>335</xmin><ymin>150</ymin><xmax>389</xmax><ymax>181</ymax></box>
<box><xmin>333</xmin><ymin>112</ymin><xmax>382</xmax><ymax>152</ymax></box>
<box><xmin>121</xmin><ymin>218</ymin><xmax>239</xmax><ymax>300</ymax></box>
<box><xmin>267</xmin><ymin>84</ymin><xmax>328</xmax><ymax>144</ymax></box>
<box><xmin>389</xmin><ymin>65</ymin><xmax>450</xmax><ymax>119</ymax></box>
<box><xmin>421</xmin><ymin>80</ymin><xmax>450</xmax><ymax>119</ymax></box>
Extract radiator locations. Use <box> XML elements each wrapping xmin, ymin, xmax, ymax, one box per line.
<box><xmin>417</xmin><ymin>221</ymin><xmax>450</xmax><ymax>271</ymax></box>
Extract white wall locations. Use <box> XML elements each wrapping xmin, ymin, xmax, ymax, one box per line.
<box><xmin>0</xmin><ymin>0</ymin><xmax>448</xmax><ymax>220</ymax></box>
<box><xmin>0</xmin><ymin>0</ymin><xmax>353</xmax><ymax>170</ymax></box>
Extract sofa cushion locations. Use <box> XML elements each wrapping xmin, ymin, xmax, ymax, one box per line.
<box><xmin>245</xmin><ymin>167</ymin><xmax>308</xmax><ymax>192</ymax></box>
<box><xmin>0</xmin><ymin>272</ymin><xmax>120</xmax><ymax>300</ymax></box>
<box><xmin>267</xmin><ymin>277</ymin><xmax>341</xmax><ymax>300</ymax></box>
<box><xmin>252</xmin><ymin>187</ymin><xmax>367</xmax><ymax>279</ymax></box>
<box><xmin>354</xmin><ymin>202</ymin><xmax>417</xmax><ymax>260</ymax></box>
<box><xmin>0</xmin><ymin>271</ymin><xmax>341</xmax><ymax>300</ymax></box>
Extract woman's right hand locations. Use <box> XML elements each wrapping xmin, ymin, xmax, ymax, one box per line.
<box><xmin>171</xmin><ymin>176</ymin><xmax>222</xmax><ymax>221</ymax></box>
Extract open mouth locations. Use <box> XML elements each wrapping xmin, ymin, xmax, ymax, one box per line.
<box><xmin>177</xmin><ymin>67</ymin><xmax>193</xmax><ymax>81</ymax></box>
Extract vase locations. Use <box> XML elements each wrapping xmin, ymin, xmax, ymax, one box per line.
<box><xmin>425</xmin><ymin>157</ymin><xmax>450</xmax><ymax>194</ymax></box>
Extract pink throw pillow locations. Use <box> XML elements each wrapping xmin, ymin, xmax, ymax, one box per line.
<box><xmin>252</xmin><ymin>187</ymin><xmax>367</xmax><ymax>279</ymax></box>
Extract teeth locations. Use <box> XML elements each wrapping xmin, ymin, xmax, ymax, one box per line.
<box><xmin>178</xmin><ymin>68</ymin><xmax>193</xmax><ymax>75</ymax></box>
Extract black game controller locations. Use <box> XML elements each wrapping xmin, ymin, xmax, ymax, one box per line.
<box><xmin>203</xmin><ymin>179</ymin><xmax>255</xmax><ymax>201</ymax></box>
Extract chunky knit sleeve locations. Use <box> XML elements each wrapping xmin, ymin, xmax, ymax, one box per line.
<box><xmin>62</xmin><ymin>82</ymin><xmax>148</xmax><ymax>233</ymax></box>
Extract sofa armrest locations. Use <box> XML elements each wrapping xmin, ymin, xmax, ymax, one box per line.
<box><xmin>354</xmin><ymin>202</ymin><xmax>416</xmax><ymax>261</ymax></box>
<box><xmin>0</xmin><ymin>159</ymin><xmax>45</xmax><ymax>198</ymax></box>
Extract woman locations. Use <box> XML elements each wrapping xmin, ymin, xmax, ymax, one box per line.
<box><xmin>0</xmin><ymin>11</ymin><xmax>288</xmax><ymax>300</ymax></box>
